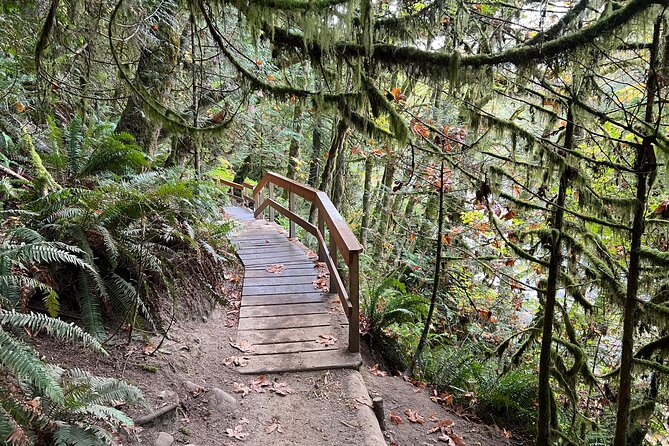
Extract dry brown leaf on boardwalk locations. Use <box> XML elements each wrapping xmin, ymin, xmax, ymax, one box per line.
<box><xmin>316</xmin><ymin>334</ymin><xmax>337</xmax><ymax>345</ymax></box>
<box><xmin>368</xmin><ymin>363</ymin><xmax>388</xmax><ymax>377</ymax></box>
<box><xmin>265</xmin><ymin>418</ymin><xmax>284</xmax><ymax>434</ymax></box>
<box><xmin>266</xmin><ymin>264</ymin><xmax>284</xmax><ymax>273</ymax></box>
<box><xmin>306</xmin><ymin>250</ymin><xmax>318</xmax><ymax>260</ymax></box>
<box><xmin>250</xmin><ymin>375</ymin><xmax>272</xmax><ymax>393</ymax></box>
<box><xmin>389</xmin><ymin>412</ymin><xmax>403</xmax><ymax>425</ymax></box>
<box><xmin>404</xmin><ymin>408</ymin><xmax>425</xmax><ymax>424</ymax></box>
<box><xmin>271</xmin><ymin>382</ymin><xmax>293</xmax><ymax>396</ymax></box>
<box><xmin>224</xmin><ymin>356</ymin><xmax>250</xmax><ymax>367</ymax></box>
<box><xmin>313</xmin><ymin>278</ymin><xmax>329</xmax><ymax>292</ymax></box>
<box><xmin>232</xmin><ymin>382</ymin><xmax>250</xmax><ymax>398</ymax></box>
<box><xmin>225</xmin><ymin>424</ymin><xmax>248</xmax><ymax>440</ymax></box>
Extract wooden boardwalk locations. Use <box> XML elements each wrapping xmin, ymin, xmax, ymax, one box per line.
<box><xmin>226</xmin><ymin>206</ymin><xmax>362</xmax><ymax>374</ymax></box>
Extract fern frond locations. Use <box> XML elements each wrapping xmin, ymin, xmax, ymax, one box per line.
<box><xmin>95</xmin><ymin>226</ymin><xmax>118</xmax><ymax>268</ymax></box>
<box><xmin>53</xmin><ymin>424</ymin><xmax>111</xmax><ymax>446</ymax></box>
<box><xmin>0</xmin><ymin>275</ymin><xmax>59</xmax><ymax>315</ymax></box>
<box><xmin>7</xmin><ymin>228</ymin><xmax>43</xmax><ymax>244</ymax></box>
<box><xmin>0</xmin><ymin>328</ymin><xmax>64</xmax><ymax>404</ymax></box>
<box><xmin>76</xmin><ymin>272</ymin><xmax>106</xmax><ymax>340</ymax></box>
<box><xmin>81</xmin><ymin>142</ymin><xmax>147</xmax><ymax>176</ymax></box>
<box><xmin>0</xmin><ymin>311</ymin><xmax>106</xmax><ymax>354</ymax></box>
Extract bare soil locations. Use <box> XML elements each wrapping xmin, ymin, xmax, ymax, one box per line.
<box><xmin>32</xmin><ymin>257</ymin><xmax>520</xmax><ymax>446</ymax></box>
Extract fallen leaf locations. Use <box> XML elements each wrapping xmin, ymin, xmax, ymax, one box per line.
<box><xmin>389</xmin><ymin>412</ymin><xmax>403</xmax><ymax>425</ymax></box>
<box><xmin>266</xmin><ymin>264</ymin><xmax>285</xmax><ymax>273</ymax></box>
<box><xmin>316</xmin><ymin>334</ymin><xmax>337</xmax><ymax>346</ymax></box>
<box><xmin>229</xmin><ymin>340</ymin><xmax>255</xmax><ymax>353</ymax></box>
<box><xmin>313</xmin><ymin>278</ymin><xmax>329</xmax><ymax>292</ymax></box>
<box><xmin>142</xmin><ymin>342</ymin><xmax>155</xmax><ymax>355</ymax></box>
<box><xmin>438</xmin><ymin>432</ymin><xmax>466</xmax><ymax>445</ymax></box>
<box><xmin>224</xmin><ymin>356</ymin><xmax>250</xmax><ymax>367</ymax></box>
<box><xmin>250</xmin><ymin>375</ymin><xmax>272</xmax><ymax>393</ymax></box>
<box><xmin>265</xmin><ymin>418</ymin><xmax>284</xmax><ymax>434</ymax></box>
<box><xmin>404</xmin><ymin>408</ymin><xmax>425</xmax><ymax>424</ymax></box>
<box><xmin>225</xmin><ymin>424</ymin><xmax>248</xmax><ymax>440</ymax></box>
<box><xmin>429</xmin><ymin>418</ymin><xmax>455</xmax><ymax>434</ymax></box>
<box><xmin>232</xmin><ymin>382</ymin><xmax>250</xmax><ymax>397</ymax></box>
<box><xmin>368</xmin><ymin>363</ymin><xmax>388</xmax><ymax>377</ymax></box>
<box><xmin>271</xmin><ymin>382</ymin><xmax>293</xmax><ymax>396</ymax></box>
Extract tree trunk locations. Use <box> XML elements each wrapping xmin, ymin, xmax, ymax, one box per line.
<box><xmin>116</xmin><ymin>5</ymin><xmax>180</xmax><ymax>153</ymax></box>
<box><xmin>331</xmin><ymin>125</ymin><xmax>348</xmax><ymax>209</ymax></box>
<box><xmin>405</xmin><ymin>161</ymin><xmax>445</xmax><ymax>376</ymax></box>
<box><xmin>613</xmin><ymin>18</ymin><xmax>661</xmax><ymax>446</ymax></box>
<box><xmin>536</xmin><ymin>103</ymin><xmax>572</xmax><ymax>445</ymax></box>
<box><xmin>373</xmin><ymin>156</ymin><xmax>396</xmax><ymax>252</ymax></box>
<box><xmin>287</xmin><ymin>101</ymin><xmax>303</xmax><ymax>180</ymax></box>
<box><xmin>360</xmin><ymin>155</ymin><xmax>374</xmax><ymax>247</ymax></box>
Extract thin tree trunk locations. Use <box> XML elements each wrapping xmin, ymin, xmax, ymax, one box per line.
<box><xmin>331</xmin><ymin>126</ymin><xmax>348</xmax><ymax>209</ymax></box>
<box><xmin>613</xmin><ymin>18</ymin><xmax>661</xmax><ymax>446</ymax></box>
<box><xmin>287</xmin><ymin>101</ymin><xmax>303</xmax><ymax>180</ymax></box>
<box><xmin>536</xmin><ymin>103</ymin><xmax>572</xmax><ymax>445</ymax></box>
<box><xmin>360</xmin><ymin>155</ymin><xmax>374</xmax><ymax>247</ymax></box>
<box><xmin>373</xmin><ymin>156</ymin><xmax>396</xmax><ymax>252</ymax></box>
<box><xmin>405</xmin><ymin>161</ymin><xmax>445</xmax><ymax>376</ymax></box>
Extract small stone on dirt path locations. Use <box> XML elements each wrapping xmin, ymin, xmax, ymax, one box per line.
<box><xmin>154</xmin><ymin>432</ymin><xmax>174</xmax><ymax>446</ymax></box>
<box><xmin>209</xmin><ymin>387</ymin><xmax>236</xmax><ymax>410</ymax></box>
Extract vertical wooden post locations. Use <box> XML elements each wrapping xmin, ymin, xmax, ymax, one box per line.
<box><xmin>268</xmin><ymin>183</ymin><xmax>275</xmax><ymax>222</ymax></box>
<box><xmin>254</xmin><ymin>189</ymin><xmax>262</xmax><ymax>220</ymax></box>
<box><xmin>348</xmin><ymin>250</ymin><xmax>360</xmax><ymax>353</ymax></box>
<box><xmin>318</xmin><ymin>210</ymin><xmax>326</xmax><ymax>262</ymax></box>
<box><xmin>329</xmin><ymin>233</ymin><xmax>339</xmax><ymax>295</ymax></box>
<box><xmin>289</xmin><ymin>191</ymin><xmax>296</xmax><ymax>238</ymax></box>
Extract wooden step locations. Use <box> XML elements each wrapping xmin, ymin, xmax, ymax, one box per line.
<box><xmin>239</xmin><ymin>302</ymin><xmax>328</xmax><ymax>318</ymax></box>
<box><xmin>241</xmin><ymin>293</ymin><xmax>325</xmax><ymax>306</ymax></box>
<box><xmin>238</xmin><ymin>314</ymin><xmax>332</xmax><ymax>330</ymax></box>
<box><xmin>243</xmin><ymin>276</ymin><xmax>315</xmax><ymax>287</ymax></box>
<box><xmin>244</xmin><ymin>267</ymin><xmax>318</xmax><ymax>278</ymax></box>
<box><xmin>242</xmin><ymin>283</ymin><xmax>320</xmax><ymax>296</ymax></box>
<box><xmin>239</xmin><ymin>349</ymin><xmax>362</xmax><ymax>374</ymax></box>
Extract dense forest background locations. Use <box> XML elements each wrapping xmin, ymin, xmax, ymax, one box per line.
<box><xmin>1</xmin><ymin>0</ymin><xmax>669</xmax><ymax>444</ymax></box>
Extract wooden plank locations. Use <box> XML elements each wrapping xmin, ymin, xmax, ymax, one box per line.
<box><xmin>241</xmin><ymin>258</ymin><xmax>315</xmax><ymax>267</ymax></box>
<box><xmin>236</xmin><ymin>326</ymin><xmax>332</xmax><ymax>345</ymax></box>
<box><xmin>238</xmin><ymin>314</ymin><xmax>332</xmax><ymax>331</ymax></box>
<box><xmin>236</xmin><ymin>245</ymin><xmax>304</xmax><ymax>254</ymax></box>
<box><xmin>243</xmin><ymin>283</ymin><xmax>319</xmax><ymax>296</ymax></box>
<box><xmin>243</xmin><ymin>276</ymin><xmax>315</xmax><ymax>286</ymax></box>
<box><xmin>239</xmin><ymin>349</ymin><xmax>362</xmax><ymax>374</ymax></box>
<box><xmin>239</xmin><ymin>303</ymin><xmax>327</xmax><ymax>318</ymax></box>
<box><xmin>238</xmin><ymin>252</ymin><xmax>307</xmax><ymax>262</ymax></box>
<box><xmin>250</xmin><ymin>342</ymin><xmax>338</xmax><ymax>355</ymax></box>
<box><xmin>242</xmin><ymin>293</ymin><xmax>324</xmax><ymax>306</ymax></box>
<box><xmin>243</xmin><ymin>267</ymin><xmax>318</xmax><ymax>278</ymax></box>
<box><xmin>244</xmin><ymin>261</ymin><xmax>316</xmax><ymax>270</ymax></box>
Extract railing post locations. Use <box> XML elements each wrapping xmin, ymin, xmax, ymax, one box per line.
<box><xmin>254</xmin><ymin>189</ymin><xmax>263</xmax><ymax>220</ymax></box>
<box><xmin>329</xmin><ymin>233</ymin><xmax>339</xmax><ymax>295</ymax></box>
<box><xmin>268</xmin><ymin>183</ymin><xmax>275</xmax><ymax>222</ymax></box>
<box><xmin>317</xmin><ymin>210</ymin><xmax>326</xmax><ymax>262</ymax></box>
<box><xmin>348</xmin><ymin>251</ymin><xmax>360</xmax><ymax>353</ymax></box>
<box><xmin>289</xmin><ymin>191</ymin><xmax>296</xmax><ymax>238</ymax></box>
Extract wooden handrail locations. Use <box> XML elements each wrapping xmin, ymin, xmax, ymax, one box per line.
<box><xmin>217</xmin><ymin>178</ymin><xmax>254</xmax><ymax>205</ymax></box>
<box><xmin>253</xmin><ymin>172</ymin><xmax>363</xmax><ymax>353</ymax></box>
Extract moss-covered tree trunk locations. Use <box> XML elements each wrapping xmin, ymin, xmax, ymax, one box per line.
<box><xmin>116</xmin><ymin>9</ymin><xmax>181</xmax><ymax>153</ymax></box>
<box><xmin>286</xmin><ymin>101</ymin><xmax>303</xmax><ymax>180</ymax></box>
<box><xmin>360</xmin><ymin>155</ymin><xmax>374</xmax><ymax>247</ymax></box>
<box><xmin>536</xmin><ymin>105</ymin><xmax>573</xmax><ymax>445</ymax></box>
<box><xmin>613</xmin><ymin>18</ymin><xmax>661</xmax><ymax>446</ymax></box>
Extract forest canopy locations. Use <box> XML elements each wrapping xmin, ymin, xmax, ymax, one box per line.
<box><xmin>1</xmin><ymin>0</ymin><xmax>669</xmax><ymax>444</ymax></box>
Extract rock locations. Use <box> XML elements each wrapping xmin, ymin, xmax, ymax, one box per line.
<box><xmin>184</xmin><ymin>381</ymin><xmax>203</xmax><ymax>393</ymax></box>
<box><xmin>154</xmin><ymin>432</ymin><xmax>174</xmax><ymax>446</ymax></box>
<box><xmin>157</xmin><ymin>389</ymin><xmax>178</xmax><ymax>400</ymax></box>
<box><xmin>209</xmin><ymin>387</ymin><xmax>236</xmax><ymax>410</ymax></box>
